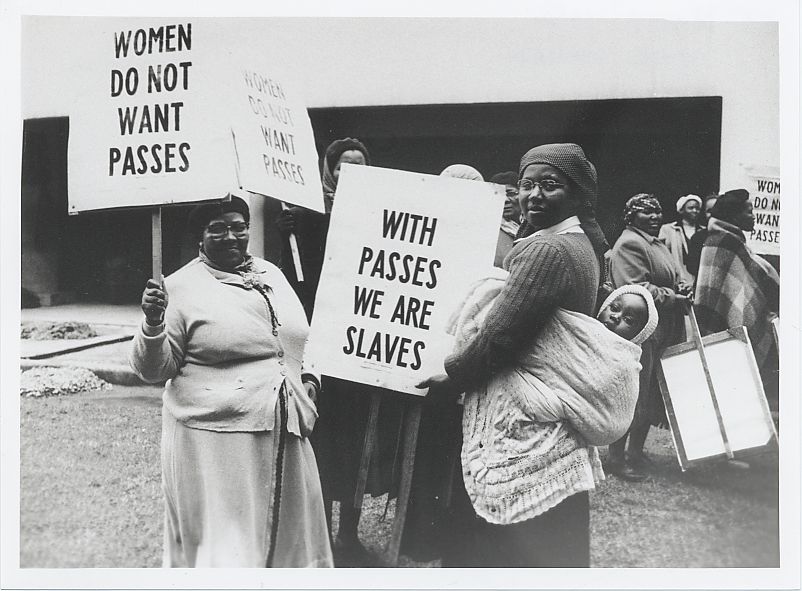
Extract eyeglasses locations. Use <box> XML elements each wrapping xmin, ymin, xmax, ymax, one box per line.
<box><xmin>505</xmin><ymin>188</ymin><xmax>520</xmax><ymax>198</ymax></box>
<box><xmin>517</xmin><ymin>179</ymin><xmax>566</xmax><ymax>193</ymax></box>
<box><xmin>205</xmin><ymin>222</ymin><xmax>250</xmax><ymax>238</ymax></box>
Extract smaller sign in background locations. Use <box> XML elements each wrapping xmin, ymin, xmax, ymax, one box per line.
<box><xmin>743</xmin><ymin>165</ymin><xmax>780</xmax><ymax>256</ymax></box>
<box><xmin>225</xmin><ymin>54</ymin><xmax>324</xmax><ymax>213</ymax></box>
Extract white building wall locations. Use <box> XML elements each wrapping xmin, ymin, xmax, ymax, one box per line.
<box><xmin>22</xmin><ymin>17</ymin><xmax>778</xmax><ymax>191</ymax></box>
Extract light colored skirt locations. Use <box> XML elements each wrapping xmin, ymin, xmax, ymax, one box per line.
<box><xmin>161</xmin><ymin>404</ymin><xmax>333</xmax><ymax>567</ymax></box>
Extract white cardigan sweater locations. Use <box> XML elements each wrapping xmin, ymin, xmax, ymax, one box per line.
<box><xmin>129</xmin><ymin>257</ymin><xmax>319</xmax><ymax>435</ymax></box>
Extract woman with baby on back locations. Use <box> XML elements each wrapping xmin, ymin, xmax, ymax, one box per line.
<box><xmin>417</xmin><ymin>143</ymin><xmax>612</xmax><ymax>567</ymax></box>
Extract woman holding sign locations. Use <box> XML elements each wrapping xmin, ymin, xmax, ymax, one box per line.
<box><xmin>130</xmin><ymin>196</ymin><xmax>332</xmax><ymax>568</ymax></box>
<box><xmin>279</xmin><ymin>138</ymin><xmax>405</xmax><ymax>565</ymax></box>
<box><xmin>418</xmin><ymin>143</ymin><xmax>608</xmax><ymax>567</ymax></box>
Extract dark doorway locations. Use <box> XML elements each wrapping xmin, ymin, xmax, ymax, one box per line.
<box><xmin>21</xmin><ymin>117</ymin><xmax>194</xmax><ymax>305</ymax></box>
<box><xmin>309</xmin><ymin>97</ymin><xmax>723</xmax><ymax>243</ymax></box>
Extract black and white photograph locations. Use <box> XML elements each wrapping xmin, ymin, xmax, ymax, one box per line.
<box><xmin>1</xmin><ymin>1</ymin><xmax>799</xmax><ymax>589</ymax></box>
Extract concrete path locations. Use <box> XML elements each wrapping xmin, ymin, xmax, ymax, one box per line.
<box><xmin>20</xmin><ymin>303</ymin><xmax>146</xmax><ymax>385</ymax></box>
<box><xmin>21</xmin><ymin>303</ymin><xmax>141</xmax><ymax>327</ymax></box>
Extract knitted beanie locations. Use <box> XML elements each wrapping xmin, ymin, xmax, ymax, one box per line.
<box><xmin>518</xmin><ymin>143</ymin><xmax>598</xmax><ymax>208</ymax></box>
<box><xmin>516</xmin><ymin>143</ymin><xmax>610</xmax><ymax>263</ymax></box>
<box><xmin>596</xmin><ymin>284</ymin><xmax>659</xmax><ymax>345</ymax></box>
<box><xmin>440</xmin><ymin>164</ymin><xmax>484</xmax><ymax>181</ymax></box>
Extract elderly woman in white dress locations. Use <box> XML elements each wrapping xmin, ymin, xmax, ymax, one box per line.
<box><xmin>130</xmin><ymin>196</ymin><xmax>332</xmax><ymax>568</ymax></box>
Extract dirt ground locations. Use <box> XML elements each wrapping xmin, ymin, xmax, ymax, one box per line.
<box><xmin>19</xmin><ymin>384</ymin><xmax>780</xmax><ymax>568</ymax></box>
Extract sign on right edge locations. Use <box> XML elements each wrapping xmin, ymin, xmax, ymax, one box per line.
<box><xmin>744</xmin><ymin>165</ymin><xmax>780</xmax><ymax>256</ymax></box>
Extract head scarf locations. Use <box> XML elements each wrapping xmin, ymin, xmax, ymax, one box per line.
<box><xmin>321</xmin><ymin>138</ymin><xmax>371</xmax><ymax>195</ymax></box>
<box><xmin>517</xmin><ymin>143</ymin><xmax>610</xmax><ymax>264</ymax></box>
<box><xmin>676</xmin><ymin>194</ymin><xmax>702</xmax><ymax>213</ymax></box>
<box><xmin>623</xmin><ymin>193</ymin><xmax>661</xmax><ymax>227</ymax></box>
<box><xmin>440</xmin><ymin>164</ymin><xmax>484</xmax><ymax>181</ymax></box>
<box><xmin>518</xmin><ymin>143</ymin><xmax>598</xmax><ymax>211</ymax></box>
<box><xmin>710</xmin><ymin>189</ymin><xmax>750</xmax><ymax>225</ymax></box>
<box><xmin>489</xmin><ymin>171</ymin><xmax>518</xmax><ymax>186</ymax></box>
<box><xmin>187</xmin><ymin>194</ymin><xmax>250</xmax><ymax>241</ymax></box>
<box><xmin>597</xmin><ymin>284</ymin><xmax>659</xmax><ymax>346</ymax></box>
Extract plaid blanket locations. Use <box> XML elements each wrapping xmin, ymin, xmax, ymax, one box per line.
<box><xmin>694</xmin><ymin>218</ymin><xmax>779</xmax><ymax>369</ymax></box>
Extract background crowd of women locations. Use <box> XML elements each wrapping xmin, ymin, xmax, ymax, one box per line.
<box><xmin>130</xmin><ymin>136</ymin><xmax>780</xmax><ymax>568</ymax></box>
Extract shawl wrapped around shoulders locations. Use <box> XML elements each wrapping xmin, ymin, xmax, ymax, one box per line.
<box><xmin>694</xmin><ymin>218</ymin><xmax>779</xmax><ymax>369</ymax></box>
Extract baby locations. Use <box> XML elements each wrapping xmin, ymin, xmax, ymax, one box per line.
<box><xmin>596</xmin><ymin>284</ymin><xmax>658</xmax><ymax>345</ymax></box>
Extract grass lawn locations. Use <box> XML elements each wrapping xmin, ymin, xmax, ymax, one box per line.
<box><xmin>19</xmin><ymin>385</ymin><xmax>779</xmax><ymax>568</ymax></box>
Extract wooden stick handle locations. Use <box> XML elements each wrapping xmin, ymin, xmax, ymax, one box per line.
<box><xmin>151</xmin><ymin>208</ymin><xmax>162</xmax><ymax>282</ymax></box>
<box><xmin>354</xmin><ymin>393</ymin><xmax>382</xmax><ymax>510</ymax></box>
<box><xmin>281</xmin><ymin>202</ymin><xmax>305</xmax><ymax>282</ymax></box>
<box><xmin>385</xmin><ymin>400</ymin><xmax>422</xmax><ymax>566</ymax></box>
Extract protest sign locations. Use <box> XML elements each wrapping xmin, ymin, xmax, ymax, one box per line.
<box><xmin>658</xmin><ymin>324</ymin><xmax>777</xmax><ymax>470</ymax></box>
<box><xmin>306</xmin><ymin>165</ymin><xmax>504</xmax><ymax>395</ymax></box>
<box><xmin>66</xmin><ymin>19</ymin><xmax>323</xmax><ymax>213</ymax></box>
<box><xmin>226</xmin><ymin>59</ymin><xmax>325</xmax><ymax>212</ymax></box>
<box><xmin>67</xmin><ymin>20</ymin><xmax>233</xmax><ymax>212</ymax></box>
<box><xmin>743</xmin><ymin>165</ymin><xmax>780</xmax><ymax>256</ymax></box>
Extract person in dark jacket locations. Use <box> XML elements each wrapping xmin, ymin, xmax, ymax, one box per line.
<box><xmin>686</xmin><ymin>193</ymin><xmax>719</xmax><ymax>279</ymax></box>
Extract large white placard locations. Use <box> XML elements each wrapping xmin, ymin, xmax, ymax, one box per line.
<box><xmin>306</xmin><ymin>165</ymin><xmax>504</xmax><ymax>395</ymax></box>
<box><xmin>67</xmin><ymin>20</ymin><xmax>234</xmax><ymax>212</ymax></box>
<box><xmin>66</xmin><ymin>19</ymin><xmax>323</xmax><ymax>213</ymax></box>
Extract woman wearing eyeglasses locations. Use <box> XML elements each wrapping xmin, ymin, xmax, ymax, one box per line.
<box><xmin>129</xmin><ymin>196</ymin><xmax>333</xmax><ymax>568</ymax></box>
<box><xmin>606</xmin><ymin>194</ymin><xmax>690</xmax><ymax>482</ymax></box>
<box><xmin>417</xmin><ymin>143</ymin><xmax>609</xmax><ymax>567</ymax></box>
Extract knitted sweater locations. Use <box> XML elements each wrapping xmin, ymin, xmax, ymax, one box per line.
<box><xmin>445</xmin><ymin>230</ymin><xmax>602</xmax><ymax>525</ymax></box>
<box><xmin>129</xmin><ymin>257</ymin><xmax>319</xmax><ymax>435</ymax></box>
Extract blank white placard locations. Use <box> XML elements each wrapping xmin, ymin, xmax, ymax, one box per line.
<box><xmin>660</xmin><ymin>330</ymin><xmax>774</xmax><ymax>463</ymax></box>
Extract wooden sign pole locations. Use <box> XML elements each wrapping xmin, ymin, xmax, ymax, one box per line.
<box><xmin>351</xmin><ymin>393</ymin><xmax>424</xmax><ymax>567</ymax></box>
<box><xmin>353</xmin><ymin>393</ymin><xmax>382</xmax><ymax>510</ymax></box>
<box><xmin>151</xmin><ymin>208</ymin><xmax>162</xmax><ymax>282</ymax></box>
<box><xmin>281</xmin><ymin>202</ymin><xmax>305</xmax><ymax>282</ymax></box>
<box><xmin>384</xmin><ymin>399</ymin><xmax>423</xmax><ymax>566</ymax></box>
